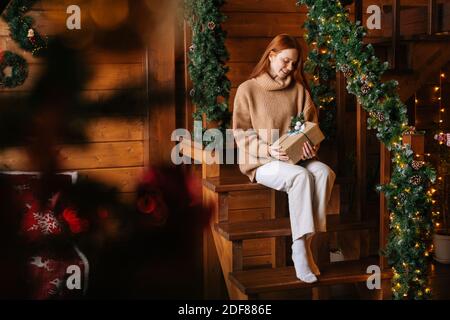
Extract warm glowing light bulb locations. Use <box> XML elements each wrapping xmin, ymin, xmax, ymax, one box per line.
<box><xmin>434</xmin><ymin>86</ymin><xmax>440</xmax><ymax>91</ymax></box>
<box><xmin>441</xmin><ymin>108</ymin><xmax>445</xmax><ymax>112</ymax></box>
<box><xmin>441</xmin><ymin>73</ymin><xmax>446</xmax><ymax>78</ymax></box>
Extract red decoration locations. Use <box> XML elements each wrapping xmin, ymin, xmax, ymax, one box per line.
<box><xmin>62</xmin><ymin>208</ymin><xmax>89</xmax><ymax>234</ymax></box>
<box><xmin>28</xmin><ymin>248</ymin><xmax>87</xmax><ymax>299</ymax></box>
<box><xmin>137</xmin><ymin>194</ymin><xmax>157</xmax><ymax>214</ymax></box>
<box><xmin>27</xmin><ymin>28</ymin><xmax>36</xmax><ymax>45</ymax></box>
<box><xmin>434</xmin><ymin>132</ymin><xmax>450</xmax><ymax>147</ymax></box>
<box><xmin>21</xmin><ymin>198</ymin><xmax>62</xmax><ymax>241</ymax></box>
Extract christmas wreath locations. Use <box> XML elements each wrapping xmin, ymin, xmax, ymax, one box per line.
<box><xmin>3</xmin><ymin>0</ymin><xmax>47</xmax><ymax>56</ymax></box>
<box><xmin>0</xmin><ymin>50</ymin><xmax>28</xmax><ymax>88</ymax></box>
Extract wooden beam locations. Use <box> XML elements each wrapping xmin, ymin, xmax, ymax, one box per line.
<box><xmin>428</xmin><ymin>0</ymin><xmax>438</xmax><ymax>35</ymax></box>
<box><xmin>336</xmin><ymin>72</ymin><xmax>347</xmax><ymax>178</ymax></box>
<box><xmin>184</xmin><ymin>20</ymin><xmax>194</xmax><ymax>132</ymax></box>
<box><xmin>356</xmin><ymin>102</ymin><xmax>367</xmax><ymax>220</ymax></box>
<box><xmin>379</xmin><ymin>144</ymin><xmax>391</xmax><ymax>272</ymax></box>
<box><xmin>354</xmin><ymin>0</ymin><xmax>363</xmax><ymax>24</ymax></box>
<box><xmin>146</xmin><ymin>9</ymin><xmax>176</xmax><ymax>166</ymax></box>
<box><xmin>392</xmin><ymin>0</ymin><xmax>401</xmax><ymax>70</ymax></box>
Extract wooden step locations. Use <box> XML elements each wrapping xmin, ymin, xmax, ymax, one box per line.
<box><xmin>229</xmin><ymin>257</ymin><xmax>391</xmax><ymax>296</ymax></box>
<box><xmin>203</xmin><ymin>175</ymin><xmax>353</xmax><ymax>193</ymax></box>
<box><xmin>203</xmin><ymin>175</ymin><xmax>267</xmax><ymax>192</ymax></box>
<box><xmin>216</xmin><ymin>215</ymin><xmax>378</xmax><ymax>241</ymax></box>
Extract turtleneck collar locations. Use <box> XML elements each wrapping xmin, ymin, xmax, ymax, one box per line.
<box><xmin>255</xmin><ymin>72</ymin><xmax>292</xmax><ymax>91</ymax></box>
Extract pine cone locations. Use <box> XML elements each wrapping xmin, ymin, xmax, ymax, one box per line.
<box><xmin>340</xmin><ymin>64</ymin><xmax>353</xmax><ymax>78</ymax></box>
<box><xmin>361</xmin><ymin>83</ymin><xmax>371</xmax><ymax>95</ymax></box>
<box><xmin>207</xmin><ymin>21</ymin><xmax>216</xmax><ymax>30</ymax></box>
<box><xmin>409</xmin><ymin>175</ymin><xmax>422</xmax><ymax>186</ymax></box>
<box><xmin>411</xmin><ymin>160</ymin><xmax>423</xmax><ymax>170</ymax></box>
<box><xmin>376</xmin><ymin>112</ymin><xmax>385</xmax><ymax>122</ymax></box>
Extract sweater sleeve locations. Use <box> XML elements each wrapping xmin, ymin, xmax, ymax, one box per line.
<box><xmin>302</xmin><ymin>87</ymin><xmax>321</xmax><ymax>155</ymax></box>
<box><xmin>302</xmin><ymin>89</ymin><xmax>319</xmax><ymax>124</ymax></box>
<box><xmin>232</xmin><ymin>85</ymin><xmax>271</xmax><ymax>159</ymax></box>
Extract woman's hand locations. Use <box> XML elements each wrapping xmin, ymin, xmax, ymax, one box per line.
<box><xmin>269</xmin><ymin>144</ymin><xmax>289</xmax><ymax>161</ymax></box>
<box><xmin>300</xmin><ymin>141</ymin><xmax>317</xmax><ymax>161</ymax></box>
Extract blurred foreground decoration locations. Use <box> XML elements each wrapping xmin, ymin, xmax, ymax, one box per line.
<box><xmin>0</xmin><ymin>0</ymin><xmax>211</xmax><ymax>299</ymax></box>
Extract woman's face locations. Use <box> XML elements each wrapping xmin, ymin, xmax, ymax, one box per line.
<box><xmin>268</xmin><ymin>48</ymin><xmax>299</xmax><ymax>79</ymax></box>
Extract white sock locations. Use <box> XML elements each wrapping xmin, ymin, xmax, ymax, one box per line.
<box><xmin>306</xmin><ymin>236</ymin><xmax>320</xmax><ymax>276</ymax></box>
<box><xmin>292</xmin><ymin>238</ymin><xmax>318</xmax><ymax>283</ymax></box>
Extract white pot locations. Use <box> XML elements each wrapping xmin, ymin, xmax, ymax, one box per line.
<box><xmin>433</xmin><ymin>232</ymin><xmax>450</xmax><ymax>264</ymax></box>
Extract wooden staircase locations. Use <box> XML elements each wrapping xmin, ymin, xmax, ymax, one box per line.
<box><xmin>200</xmin><ymin>171</ymin><xmax>385</xmax><ymax>300</ymax></box>
<box><xmin>180</xmin><ymin>0</ymin><xmax>450</xmax><ymax>300</ymax></box>
<box><xmin>367</xmin><ymin>1</ymin><xmax>450</xmax><ymax>101</ymax></box>
<box><xmin>374</xmin><ymin>37</ymin><xmax>450</xmax><ymax>101</ymax></box>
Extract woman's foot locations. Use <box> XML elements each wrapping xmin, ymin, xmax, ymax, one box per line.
<box><xmin>306</xmin><ymin>236</ymin><xmax>321</xmax><ymax>276</ymax></box>
<box><xmin>292</xmin><ymin>238</ymin><xmax>318</xmax><ymax>283</ymax></box>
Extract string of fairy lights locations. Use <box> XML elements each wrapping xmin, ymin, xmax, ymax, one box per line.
<box><xmin>299</xmin><ymin>0</ymin><xmax>437</xmax><ymax>299</ymax></box>
<box><xmin>432</xmin><ymin>71</ymin><xmax>449</xmax><ymax>232</ymax></box>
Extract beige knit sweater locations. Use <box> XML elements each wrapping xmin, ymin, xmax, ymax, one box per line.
<box><xmin>232</xmin><ymin>72</ymin><xmax>319</xmax><ymax>182</ymax></box>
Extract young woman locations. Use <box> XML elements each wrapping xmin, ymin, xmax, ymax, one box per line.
<box><xmin>233</xmin><ymin>34</ymin><xmax>336</xmax><ymax>283</ymax></box>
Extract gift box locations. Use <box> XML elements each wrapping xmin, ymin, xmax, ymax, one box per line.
<box><xmin>273</xmin><ymin>121</ymin><xmax>325</xmax><ymax>164</ymax></box>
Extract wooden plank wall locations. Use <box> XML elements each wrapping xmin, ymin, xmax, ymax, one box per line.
<box><xmin>0</xmin><ymin>1</ymin><xmax>147</xmax><ymax>202</ymax></box>
<box><xmin>223</xmin><ymin>1</ymin><xmax>354</xmax><ymax>111</ymax></box>
<box><xmin>211</xmin><ymin>0</ymin><xmax>354</xmax><ymax>268</ymax></box>
<box><xmin>364</xmin><ymin>0</ymin><xmax>450</xmax><ymax>37</ymax></box>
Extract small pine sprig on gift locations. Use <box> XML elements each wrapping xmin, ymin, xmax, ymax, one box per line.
<box><xmin>288</xmin><ymin>112</ymin><xmax>306</xmax><ymax>134</ymax></box>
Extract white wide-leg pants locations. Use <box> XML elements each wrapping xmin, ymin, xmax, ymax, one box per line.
<box><xmin>255</xmin><ymin>160</ymin><xmax>336</xmax><ymax>241</ymax></box>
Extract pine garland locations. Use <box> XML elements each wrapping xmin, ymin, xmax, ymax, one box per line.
<box><xmin>298</xmin><ymin>0</ymin><xmax>436</xmax><ymax>299</ymax></box>
<box><xmin>302</xmin><ymin>18</ymin><xmax>337</xmax><ymax>140</ymax></box>
<box><xmin>0</xmin><ymin>51</ymin><xmax>28</xmax><ymax>88</ymax></box>
<box><xmin>185</xmin><ymin>0</ymin><xmax>231</xmax><ymax>136</ymax></box>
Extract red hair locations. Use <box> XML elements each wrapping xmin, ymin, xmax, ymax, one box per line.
<box><xmin>249</xmin><ymin>34</ymin><xmax>310</xmax><ymax>92</ymax></box>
